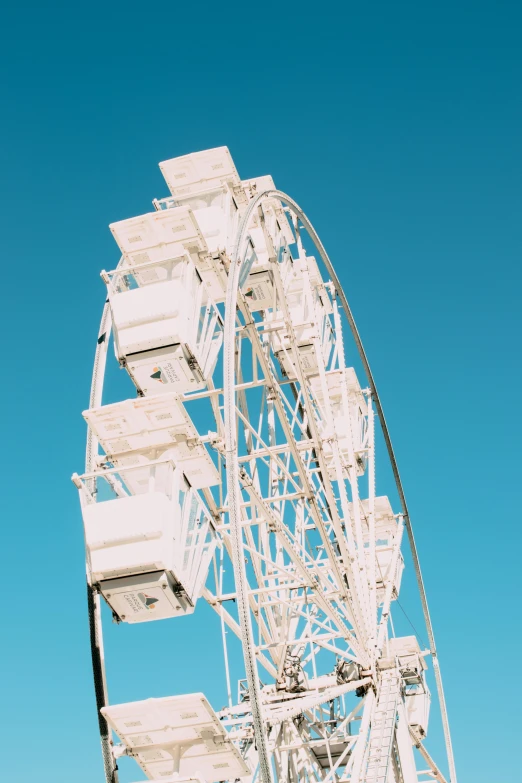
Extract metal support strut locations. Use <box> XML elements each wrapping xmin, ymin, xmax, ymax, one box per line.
<box><xmin>224</xmin><ymin>200</ymin><xmax>276</xmax><ymax>783</ymax></box>
<box><xmin>224</xmin><ymin>189</ymin><xmax>456</xmax><ymax>783</ymax></box>
<box><xmin>85</xmin><ymin>300</ymin><xmax>119</xmax><ymax>783</ymax></box>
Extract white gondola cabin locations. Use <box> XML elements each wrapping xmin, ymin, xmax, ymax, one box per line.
<box><xmin>157</xmin><ymin>147</ymin><xmax>242</xmax><ymax>302</ymax></box>
<box><xmin>104</xmin><ymin>254</ymin><xmax>222</xmax><ymax>396</ymax></box>
<box><xmin>405</xmin><ymin>682</ymin><xmax>431</xmax><ymax>737</ymax></box>
<box><xmin>361</xmin><ymin>496</ymin><xmax>404</xmax><ymax>604</ymax></box>
<box><xmin>101</xmin><ymin>693</ymin><xmax>249</xmax><ymax>782</ymax></box>
<box><xmin>241</xmin><ymin>182</ymin><xmax>294</xmax><ymax>312</ymax></box>
<box><xmin>155</xmin><ymin>148</ymin><xmax>294</xmax><ymax>306</ymax></box>
<box><xmin>159</xmin><ymin>146</ymin><xmax>241</xmax><ymax>200</ymax></box>
<box><xmin>309</xmin><ymin>367</ymin><xmax>368</xmax><ymax>479</ymax></box>
<box><xmin>110</xmin><ymin>207</ymin><xmax>207</xmax><ymax>275</ymax></box>
<box><xmin>83</xmin><ymin>393</ymin><xmax>220</xmax><ymax>491</ymax></box>
<box><xmin>74</xmin><ymin>461</ymin><xmax>216</xmax><ymax>623</ymax></box>
<box><xmin>241</xmin><ymin>174</ymin><xmax>294</xmax><ymax>266</ymax></box>
<box><xmin>110</xmin><ymin>199</ymin><xmax>230</xmax><ymax>307</ymax></box>
<box><xmin>269</xmin><ymin>256</ymin><xmax>333</xmax><ymax>378</ymax></box>
<box><xmin>387</xmin><ymin>636</ymin><xmax>431</xmax><ymax>736</ymax></box>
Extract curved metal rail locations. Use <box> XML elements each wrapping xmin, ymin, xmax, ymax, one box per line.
<box><xmin>223</xmin><ymin>189</ymin><xmax>457</xmax><ymax>783</ymax></box>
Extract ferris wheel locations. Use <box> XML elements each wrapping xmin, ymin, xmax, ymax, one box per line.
<box><xmin>72</xmin><ymin>147</ymin><xmax>457</xmax><ymax>783</ymax></box>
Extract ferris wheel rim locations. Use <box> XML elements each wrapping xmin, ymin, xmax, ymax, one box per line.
<box><xmin>81</xmin><ymin>181</ymin><xmax>456</xmax><ymax>783</ymax></box>
<box><xmin>222</xmin><ymin>188</ymin><xmax>456</xmax><ymax>783</ymax></box>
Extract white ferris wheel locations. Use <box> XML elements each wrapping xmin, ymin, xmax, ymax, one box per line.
<box><xmin>72</xmin><ymin>147</ymin><xmax>457</xmax><ymax>783</ymax></box>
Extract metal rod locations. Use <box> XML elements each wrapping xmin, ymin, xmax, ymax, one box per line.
<box><xmin>249</xmin><ymin>189</ymin><xmax>457</xmax><ymax>783</ymax></box>
<box><xmin>85</xmin><ymin>299</ymin><xmax>119</xmax><ymax>783</ymax></box>
<box><xmin>224</xmin><ymin>205</ymin><xmax>274</xmax><ymax>783</ymax></box>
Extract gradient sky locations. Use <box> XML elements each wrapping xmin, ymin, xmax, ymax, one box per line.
<box><xmin>1</xmin><ymin>1</ymin><xmax>520</xmax><ymax>781</ymax></box>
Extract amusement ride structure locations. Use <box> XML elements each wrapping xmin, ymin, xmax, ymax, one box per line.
<box><xmin>72</xmin><ymin>147</ymin><xmax>457</xmax><ymax>783</ymax></box>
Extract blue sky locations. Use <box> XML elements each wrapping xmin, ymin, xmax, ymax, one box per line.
<box><xmin>1</xmin><ymin>1</ymin><xmax>520</xmax><ymax>781</ymax></box>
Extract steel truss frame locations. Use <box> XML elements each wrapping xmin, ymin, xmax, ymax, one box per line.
<box><xmin>81</xmin><ymin>181</ymin><xmax>456</xmax><ymax>783</ymax></box>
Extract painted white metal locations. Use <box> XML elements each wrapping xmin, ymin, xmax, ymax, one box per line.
<box><xmin>99</xmin><ymin>570</ymin><xmax>195</xmax><ymax>622</ymax></box>
<box><xmin>223</xmin><ymin>188</ymin><xmax>274</xmax><ymax>783</ymax></box>
<box><xmin>74</xmin><ymin>147</ymin><xmax>457</xmax><ymax>783</ymax></box>
<box><xmin>395</xmin><ymin>699</ymin><xmax>419</xmax><ymax>783</ymax></box>
<box><xmin>83</xmin><ymin>394</ymin><xmax>220</xmax><ymax>489</ymax></box>
<box><xmin>105</xmin><ymin>254</ymin><xmax>223</xmax><ymax>394</ymax></box>
<box><xmin>359</xmin><ymin>497</ymin><xmax>405</xmax><ymax>606</ymax></box>
<box><xmin>102</xmin><ymin>693</ymin><xmax>249</xmax><ymax>781</ymax></box>
<box><xmin>154</xmin><ymin>185</ymin><xmax>241</xmax><ymax>265</ymax></box>
<box><xmin>363</xmin><ymin>669</ymin><xmax>401</xmax><ymax>783</ymax></box>
<box><xmin>83</xmin><ymin>488</ymin><xmax>180</xmax><ymax>580</ymax></box>
<box><xmin>110</xmin><ymin>209</ymin><xmax>207</xmax><ymax>272</ymax></box>
<box><xmin>409</xmin><ymin>728</ymin><xmax>449</xmax><ymax>783</ymax></box>
<box><xmin>284</xmin><ymin>191</ymin><xmax>458</xmax><ymax>783</ymax></box>
<box><xmin>405</xmin><ymin>684</ymin><xmax>431</xmax><ymax>737</ymax></box>
<box><xmin>160</xmin><ymin>147</ymin><xmax>240</xmax><ymax>198</ymax></box>
<box><xmin>349</xmin><ymin>690</ymin><xmax>376</xmax><ymax>783</ymax></box>
<box><xmin>75</xmin><ymin>460</ymin><xmax>216</xmax><ymax>621</ymax></box>
<box><xmin>376</xmin><ymin>518</ymin><xmax>405</xmax><ymax>654</ymax></box>
<box><xmin>268</xmin><ymin>256</ymin><xmax>333</xmax><ymax>379</ymax></box>
<box><xmin>309</xmin><ymin>368</ymin><xmax>368</xmax><ymax>479</ymax></box>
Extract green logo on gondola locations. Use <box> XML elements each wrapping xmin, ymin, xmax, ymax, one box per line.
<box><xmin>138</xmin><ymin>592</ymin><xmax>159</xmax><ymax>610</ymax></box>
<box><xmin>150</xmin><ymin>367</ymin><xmax>165</xmax><ymax>383</ymax></box>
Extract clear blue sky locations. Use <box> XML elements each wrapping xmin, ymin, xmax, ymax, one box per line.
<box><xmin>1</xmin><ymin>1</ymin><xmax>520</xmax><ymax>781</ymax></box>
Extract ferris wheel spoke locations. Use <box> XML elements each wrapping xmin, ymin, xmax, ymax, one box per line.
<box><xmin>267</xmin><ymin>260</ymin><xmax>373</xmax><ymax>643</ymax></box>
<box><xmin>237</xmin><ymin>474</ymin><xmax>368</xmax><ymax>664</ymax></box>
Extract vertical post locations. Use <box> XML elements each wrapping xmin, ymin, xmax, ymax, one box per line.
<box><xmin>224</xmin><ymin>191</ymin><xmax>275</xmax><ymax>783</ymax></box>
<box><xmin>349</xmin><ymin>689</ymin><xmax>376</xmax><ymax>783</ymax></box>
<box><xmin>219</xmin><ymin>545</ymin><xmax>233</xmax><ymax>710</ymax></box>
<box><xmin>85</xmin><ymin>301</ymin><xmax>119</xmax><ymax>783</ymax></box>
<box><xmin>367</xmin><ymin>393</ymin><xmax>377</xmax><ymax>657</ymax></box>
<box><xmin>395</xmin><ymin>700</ymin><xmax>419</xmax><ymax>783</ymax></box>
<box><xmin>172</xmin><ymin>744</ymin><xmax>181</xmax><ymax>775</ymax></box>
<box><xmin>87</xmin><ymin>585</ymin><xmax>118</xmax><ymax>783</ymax></box>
